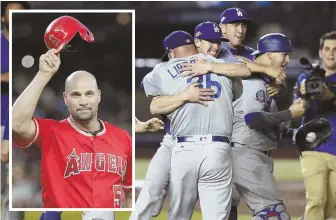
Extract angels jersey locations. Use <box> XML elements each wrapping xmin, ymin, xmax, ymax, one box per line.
<box><xmin>13</xmin><ymin>117</ymin><xmax>132</xmax><ymax>208</ymax></box>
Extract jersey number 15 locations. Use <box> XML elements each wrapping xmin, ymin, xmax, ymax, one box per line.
<box><xmin>187</xmin><ymin>73</ymin><xmax>222</xmax><ymax>98</ymax></box>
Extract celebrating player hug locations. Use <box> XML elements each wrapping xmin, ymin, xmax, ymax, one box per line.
<box><xmin>135</xmin><ymin>6</ymin><xmax>335</xmax><ymax>220</ymax></box>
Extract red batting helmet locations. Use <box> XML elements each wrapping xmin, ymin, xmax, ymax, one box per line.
<box><xmin>44</xmin><ymin>15</ymin><xmax>94</xmax><ymax>52</ymax></box>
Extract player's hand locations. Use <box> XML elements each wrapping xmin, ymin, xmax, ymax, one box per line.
<box><xmin>181</xmin><ymin>58</ymin><xmax>212</xmax><ymax>79</ymax></box>
<box><xmin>299</xmin><ymin>79</ymin><xmax>307</xmax><ymax>95</ymax></box>
<box><xmin>289</xmin><ymin>98</ymin><xmax>306</xmax><ymax>118</ymax></box>
<box><xmin>264</xmin><ymin>66</ymin><xmax>286</xmax><ymax>85</ymax></box>
<box><xmin>39</xmin><ymin>49</ymin><xmax>61</xmax><ymax>76</ymax></box>
<box><xmin>183</xmin><ymin>82</ymin><xmax>215</xmax><ymax>106</ymax></box>
<box><xmin>265</xmin><ymin>83</ymin><xmax>281</xmax><ymax>97</ymax></box>
<box><xmin>142</xmin><ymin>118</ymin><xmax>164</xmax><ymax>132</ymax></box>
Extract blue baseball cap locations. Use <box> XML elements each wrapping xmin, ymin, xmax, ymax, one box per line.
<box><xmin>220</xmin><ymin>8</ymin><xmax>251</xmax><ymax>24</ymax></box>
<box><xmin>251</xmin><ymin>33</ymin><xmax>292</xmax><ymax>56</ymax></box>
<box><xmin>162</xmin><ymin>31</ymin><xmax>194</xmax><ymax>61</ymax></box>
<box><xmin>194</xmin><ymin>21</ymin><xmax>228</xmax><ymax>42</ymax></box>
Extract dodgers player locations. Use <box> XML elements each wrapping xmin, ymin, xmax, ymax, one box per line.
<box><xmin>219</xmin><ymin>8</ymin><xmax>286</xmax><ymax>84</ymax></box>
<box><xmin>12</xmin><ymin>49</ymin><xmax>132</xmax><ymax>208</ymax></box>
<box><xmin>230</xmin><ymin>34</ymin><xmax>306</xmax><ymax>219</ymax></box>
<box><xmin>142</xmin><ymin>25</ymin><xmax>249</xmax><ymax>220</ymax></box>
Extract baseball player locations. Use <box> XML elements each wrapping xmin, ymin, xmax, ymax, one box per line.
<box><xmin>294</xmin><ymin>31</ymin><xmax>336</xmax><ymax>220</ymax></box>
<box><xmin>1</xmin><ymin>2</ymin><xmax>29</xmax><ymax>220</ymax></box>
<box><xmin>131</xmin><ymin>22</ymin><xmax>250</xmax><ymax>219</ymax></box>
<box><xmin>228</xmin><ymin>33</ymin><xmax>306</xmax><ymax>219</ymax></box>
<box><xmin>12</xmin><ymin>47</ymin><xmax>132</xmax><ymax>208</ymax></box>
<box><xmin>141</xmin><ymin>22</ymin><xmax>250</xmax><ymax>220</ymax></box>
<box><xmin>218</xmin><ymin>8</ymin><xmax>286</xmax><ymax>84</ymax></box>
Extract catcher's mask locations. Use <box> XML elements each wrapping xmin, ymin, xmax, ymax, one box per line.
<box><xmin>44</xmin><ymin>15</ymin><xmax>94</xmax><ymax>52</ymax></box>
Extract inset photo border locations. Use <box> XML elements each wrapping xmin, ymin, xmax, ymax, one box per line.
<box><xmin>8</xmin><ymin>9</ymin><xmax>135</xmax><ymax>212</ymax></box>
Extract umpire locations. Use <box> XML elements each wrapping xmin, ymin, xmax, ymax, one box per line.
<box><xmin>293</xmin><ymin>31</ymin><xmax>336</xmax><ymax>220</ymax></box>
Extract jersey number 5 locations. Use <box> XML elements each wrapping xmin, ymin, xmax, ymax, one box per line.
<box><xmin>187</xmin><ymin>73</ymin><xmax>222</xmax><ymax>98</ymax></box>
<box><xmin>113</xmin><ymin>185</ymin><xmax>125</xmax><ymax>208</ymax></box>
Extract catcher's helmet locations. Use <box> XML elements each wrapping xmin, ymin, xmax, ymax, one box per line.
<box><xmin>44</xmin><ymin>15</ymin><xmax>94</xmax><ymax>52</ymax></box>
<box><xmin>251</xmin><ymin>33</ymin><xmax>292</xmax><ymax>56</ymax></box>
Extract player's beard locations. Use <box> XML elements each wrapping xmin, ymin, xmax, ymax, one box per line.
<box><xmin>74</xmin><ymin>108</ymin><xmax>95</xmax><ymax>121</ymax></box>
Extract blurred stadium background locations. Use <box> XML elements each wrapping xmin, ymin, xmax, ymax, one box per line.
<box><xmin>10</xmin><ymin>9</ymin><xmax>132</xmax><ymax>210</ymax></box>
<box><xmin>4</xmin><ymin>0</ymin><xmax>336</xmax><ymax>219</ymax></box>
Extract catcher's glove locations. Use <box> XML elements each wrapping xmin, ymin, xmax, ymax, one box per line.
<box><xmin>294</xmin><ymin>118</ymin><xmax>332</xmax><ymax>153</ymax></box>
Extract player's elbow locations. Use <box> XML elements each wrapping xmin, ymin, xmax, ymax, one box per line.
<box><xmin>12</xmin><ymin>119</ymin><xmax>25</xmax><ymax>134</ymax></box>
<box><xmin>244</xmin><ymin>112</ymin><xmax>263</xmax><ymax>129</ymax></box>
<box><xmin>150</xmin><ymin>99</ymin><xmax>166</xmax><ymax>115</ymax></box>
<box><xmin>12</xmin><ymin>119</ymin><xmax>36</xmax><ymax>144</ymax></box>
<box><xmin>150</xmin><ymin>102</ymin><xmax>160</xmax><ymax>115</ymax></box>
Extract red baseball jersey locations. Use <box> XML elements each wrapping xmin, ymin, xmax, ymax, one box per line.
<box><xmin>14</xmin><ymin>117</ymin><xmax>132</xmax><ymax>208</ymax></box>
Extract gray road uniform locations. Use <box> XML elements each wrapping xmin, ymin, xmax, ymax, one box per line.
<box><xmin>142</xmin><ymin>53</ymin><xmax>238</xmax><ymax>220</ymax></box>
<box><xmin>231</xmin><ymin>75</ymin><xmax>291</xmax><ymax>219</ymax></box>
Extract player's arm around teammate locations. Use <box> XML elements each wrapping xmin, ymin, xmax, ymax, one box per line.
<box><xmin>12</xmin><ymin>49</ymin><xmax>60</xmax><ymax>145</ymax></box>
<box><xmin>135</xmin><ymin>117</ymin><xmax>164</xmax><ymax>132</ymax></box>
<box><xmin>181</xmin><ymin>56</ymin><xmax>251</xmax><ymax>78</ymax></box>
<box><xmin>150</xmin><ymin>82</ymin><xmax>215</xmax><ymax>115</ymax></box>
<box><xmin>236</xmin><ymin>55</ymin><xmax>287</xmax><ymax>84</ymax></box>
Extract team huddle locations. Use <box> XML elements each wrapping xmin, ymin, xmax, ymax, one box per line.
<box><xmin>132</xmin><ymin>7</ymin><xmax>327</xmax><ymax>220</ymax></box>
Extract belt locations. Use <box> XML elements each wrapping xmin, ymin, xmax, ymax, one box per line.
<box><xmin>230</xmin><ymin>142</ymin><xmax>271</xmax><ymax>156</ymax></box>
<box><xmin>177</xmin><ymin>135</ymin><xmax>230</xmax><ymax>143</ymax></box>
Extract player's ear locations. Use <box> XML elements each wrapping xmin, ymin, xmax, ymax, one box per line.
<box><xmin>63</xmin><ymin>92</ymin><xmax>69</xmax><ymax>106</ymax></box>
<box><xmin>168</xmin><ymin>50</ymin><xmax>174</xmax><ymax>59</ymax></box>
<box><xmin>194</xmin><ymin>39</ymin><xmax>201</xmax><ymax>48</ymax></box>
<box><xmin>219</xmin><ymin>23</ymin><xmax>226</xmax><ymax>35</ymax></box>
<box><xmin>267</xmin><ymin>52</ymin><xmax>273</xmax><ymax>61</ymax></box>
<box><xmin>318</xmin><ymin>49</ymin><xmax>323</xmax><ymax>59</ymax></box>
<box><xmin>98</xmin><ymin>89</ymin><xmax>101</xmax><ymax>103</ymax></box>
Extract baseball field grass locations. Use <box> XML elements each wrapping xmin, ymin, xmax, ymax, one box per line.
<box><xmin>23</xmin><ymin>159</ymin><xmax>303</xmax><ymax>220</ymax></box>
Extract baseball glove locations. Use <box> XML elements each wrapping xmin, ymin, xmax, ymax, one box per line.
<box><xmin>294</xmin><ymin>118</ymin><xmax>332</xmax><ymax>152</ymax></box>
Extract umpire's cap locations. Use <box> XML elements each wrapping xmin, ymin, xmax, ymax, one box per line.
<box><xmin>1</xmin><ymin>1</ymin><xmax>30</xmax><ymax>17</ymax></box>
<box><xmin>162</xmin><ymin>31</ymin><xmax>194</xmax><ymax>62</ymax></box>
<box><xmin>44</xmin><ymin>15</ymin><xmax>94</xmax><ymax>52</ymax></box>
<box><xmin>220</xmin><ymin>8</ymin><xmax>251</xmax><ymax>24</ymax></box>
<box><xmin>251</xmin><ymin>33</ymin><xmax>292</xmax><ymax>56</ymax></box>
